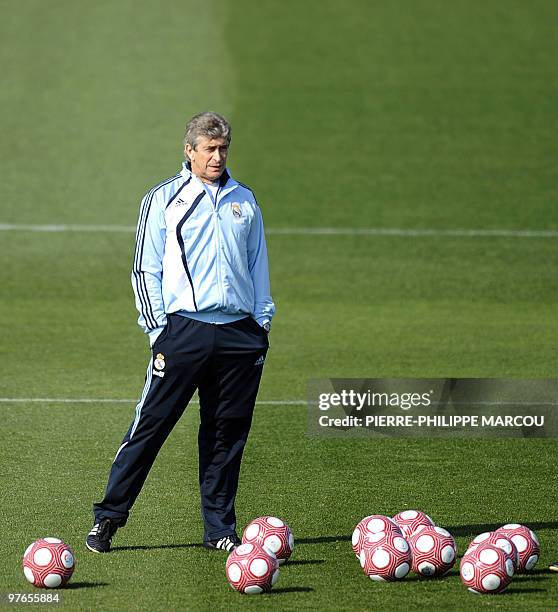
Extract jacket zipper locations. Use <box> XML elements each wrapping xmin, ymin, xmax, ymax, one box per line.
<box><xmin>213</xmin><ymin>187</ymin><xmax>226</xmax><ymax>308</ymax></box>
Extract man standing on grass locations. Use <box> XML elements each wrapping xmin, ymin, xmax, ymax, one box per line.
<box><xmin>86</xmin><ymin>112</ymin><xmax>274</xmax><ymax>553</ymax></box>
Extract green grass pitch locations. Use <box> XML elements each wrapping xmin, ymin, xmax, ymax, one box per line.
<box><xmin>1</xmin><ymin>0</ymin><xmax>557</xmax><ymax>609</ymax></box>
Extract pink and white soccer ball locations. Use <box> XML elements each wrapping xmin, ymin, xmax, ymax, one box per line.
<box><xmin>408</xmin><ymin>526</ymin><xmax>457</xmax><ymax>577</ymax></box>
<box><xmin>392</xmin><ymin>510</ymin><xmax>435</xmax><ymax>537</ymax></box>
<box><xmin>359</xmin><ymin>531</ymin><xmax>411</xmax><ymax>581</ymax></box>
<box><xmin>460</xmin><ymin>543</ymin><xmax>514</xmax><ymax>594</ymax></box>
<box><xmin>226</xmin><ymin>543</ymin><xmax>279</xmax><ymax>594</ymax></box>
<box><xmin>465</xmin><ymin>532</ymin><xmax>519</xmax><ymax>569</ymax></box>
<box><xmin>352</xmin><ymin>515</ymin><xmax>402</xmax><ymax>558</ymax></box>
<box><xmin>242</xmin><ymin>516</ymin><xmax>294</xmax><ymax>565</ymax></box>
<box><xmin>495</xmin><ymin>524</ymin><xmax>540</xmax><ymax>572</ymax></box>
<box><xmin>22</xmin><ymin>538</ymin><xmax>75</xmax><ymax>588</ymax></box>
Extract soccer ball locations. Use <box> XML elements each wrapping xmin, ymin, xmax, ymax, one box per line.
<box><xmin>359</xmin><ymin>531</ymin><xmax>411</xmax><ymax>581</ymax></box>
<box><xmin>408</xmin><ymin>526</ymin><xmax>457</xmax><ymax>577</ymax></box>
<box><xmin>225</xmin><ymin>543</ymin><xmax>279</xmax><ymax>594</ymax></box>
<box><xmin>352</xmin><ymin>515</ymin><xmax>402</xmax><ymax>558</ymax></box>
<box><xmin>460</xmin><ymin>543</ymin><xmax>514</xmax><ymax>594</ymax></box>
<box><xmin>392</xmin><ymin>510</ymin><xmax>435</xmax><ymax>538</ymax></box>
<box><xmin>242</xmin><ymin>516</ymin><xmax>294</xmax><ymax>564</ymax></box>
<box><xmin>22</xmin><ymin>538</ymin><xmax>75</xmax><ymax>588</ymax></box>
<box><xmin>465</xmin><ymin>531</ymin><xmax>519</xmax><ymax>569</ymax></box>
<box><xmin>495</xmin><ymin>524</ymin><xmax>540</xmax><ymax>572</ymax></box>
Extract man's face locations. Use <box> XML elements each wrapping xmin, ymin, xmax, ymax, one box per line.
<box><xmin>185</xmin><ymin>136</ymin><xmax>229</xmax><ymax>184</ymax></box>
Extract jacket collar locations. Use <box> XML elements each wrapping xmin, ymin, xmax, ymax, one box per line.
<box><xmin>180</xmin><ymin>161</ymin><xmax>236</xmax><ymax>190</ymax></box>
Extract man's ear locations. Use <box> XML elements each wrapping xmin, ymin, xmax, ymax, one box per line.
<box><xmin>185</xmin><ymin>143</ymin><xmax>194</xmax><ymax>161</ymax></box>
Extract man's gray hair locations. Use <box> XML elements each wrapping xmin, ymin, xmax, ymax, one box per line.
<box><xmin>183</xmin><ymin>111</ymin><xmax>231</xmax><ymax>151</ymax></box>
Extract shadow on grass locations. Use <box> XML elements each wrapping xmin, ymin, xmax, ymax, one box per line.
<box><xmin>515</xmin><ymin>568</ymin><xmax>555</xmax><ymax>576</ymax></box>
<box><xmin>297</xmin><ymin>535</ymin><xmax>351</xmax><ymax>545</ymax></box>
<box><xmin>115</xmin><ymin>536</ymin><xmax>348</xmax><ymax>552</ymax></box>
<box><xmin>67</xmin><ymin>581</ymin><xmax>109</xmax><ymax>589</ymax></box>
<box><xmin>113</xmin><ymin>544</ymin><xmax>326</xmax><ymax>567</ymax></box>
<box><xmin>267</xmin><ymin>587</ymin><xmax>314</xmax><ymax>594</ymax></box>
<box><xmin>286</xmin><ymin>559</ymin><xmax>325</xmax><ymax>566</ymax></box>
<box><xmin>112</xmin><ymin>543</ymin><xmax>203</xmax><ymax>552</ymax></box>
<box><xmin>513</xmin><ymin>569</ymin><xmax>554</xmax><ymax>583</ymax></box>
<box><xmin>447</xmin><ymin>521</ymin><xmax>558</xmax><ymax>538</ymax></box>
<box><xmin>297</xmin><ymin>520</ymin><xmax>557</xmax><ymax>547</ymax></box>
<box><xmin>403</xmin><ymin>570</ymin><xmax>460</xmax><ymax>582</ymax></box>
<box><xmin>402</xmin><ymin>573</ymin><xmax>458</xmax><ymax>583</ymax></box>
<box><xmin>501</xmin><ymin>587</ymin><xmax>548</xmax><ymax>595</ymax></box>
<box><xmin>513</xmin><ymin>576</ymin><xmax>552</xmax><ymax>583</ymax></box>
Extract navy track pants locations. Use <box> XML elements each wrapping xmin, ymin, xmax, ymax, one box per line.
<box><xmin>93</xmin><ymin>314</ymin><xmax>269</xmax><ymax>541</ymax></box>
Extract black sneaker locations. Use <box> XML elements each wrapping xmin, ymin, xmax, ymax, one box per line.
<box><xmin>86</xmin><ymin>518</ymin><xmax>118</xmax><ymax>553</ymax></box>
<box><xmin>203</xmin><ymin>534</ymin><xmax>241</xmax><ymax>552</ymax></box>
<box><xmin>550</xmin><ymin>560</ymin><xmax>558</xmax><ymax>572</ymax></box>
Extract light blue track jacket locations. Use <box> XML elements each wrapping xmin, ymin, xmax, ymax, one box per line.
<box><xmin>132</xmin><ymin>162</ymin><xmax>275</xmax><ymax>345</ymax></box>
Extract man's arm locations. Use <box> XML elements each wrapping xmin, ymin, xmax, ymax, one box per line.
<box><xmin>131</xmin><ymin>191</ymin><xmax>167</xmax><ymax>346</ymax></box>
<box><xmin>247</xmin><ymin>204</ymin><xmax>275</xmax><ymax>328</ymax></box>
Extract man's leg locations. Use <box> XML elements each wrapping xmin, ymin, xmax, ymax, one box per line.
<box><xmin>92</xmin><ymin>364</ymin><xmax>196</xmax><ymax>524</ymax></box>
<box><xmin>197</xmin><ymin>317</ymin><xmax>269</xmax><ymax>544</ymax></box>
<box><xmin>91</xmin><ymin>316</ymin><xmax>211</xmax><ymax>538</ymax></box>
